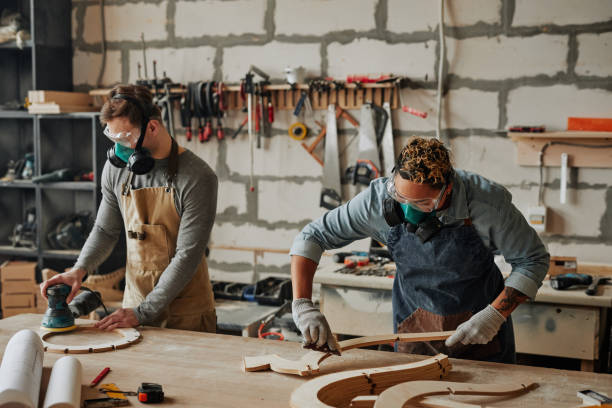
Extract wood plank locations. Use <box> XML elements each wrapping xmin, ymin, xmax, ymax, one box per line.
<box><xmin>243</xmin><ymin>332</ymin><xmax>452</xmax><ymax>376</ymax></box>
<box><xmin>290</xmin><ymin>354</ymin><xmax>451</xmax><ymax>408</ymax></box>
<box><xmin>512</xmin><ymin>137</ymin><xmax>612</xmax><ymax>167</ymax></box>
<box><xmin>1</xmin><ymin>314</ymin><xmax>611</xmax><ymax>408</ymax></box>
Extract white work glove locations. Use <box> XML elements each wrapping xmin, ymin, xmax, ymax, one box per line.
<box><xmin>445</xmin><ymin>305</ymin><xmax>506</xmax><ymax>347</ymax></box>
<box><xmin>292</xmin><ymin>298</ymin><xmax>338</xmax><ymax>352</ymax></box>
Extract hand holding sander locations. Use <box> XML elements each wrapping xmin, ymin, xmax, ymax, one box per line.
<box><xmin>41</xmin><ymin>284</ymin><xmax>108</xmax><ymax>332</ymax></box>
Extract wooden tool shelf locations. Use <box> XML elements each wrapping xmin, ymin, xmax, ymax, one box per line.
<box><xmin>509</xmin><ymin>131</ymin><xmax>612</xmax><ymax>168</ymax></box>
<box><xmin>90</xmin><ymin>82</ymin><xmax>400</xmax><ymax>111</ymax></box>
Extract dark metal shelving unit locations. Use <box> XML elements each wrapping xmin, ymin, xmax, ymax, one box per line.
<box><xmin>0</xmin><ymin>1</ymin><xmax>124</xmax><ymax>276</ymax></box>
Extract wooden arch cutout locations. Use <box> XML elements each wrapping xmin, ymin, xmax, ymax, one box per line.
<box><xmin>40</xmin><ymin>324</ymin><xmax>141</xmax><ymax>354</ymax></box>
<box><xmin>243</xmin><ymin>331</ymin><xmax>454</xmax><ymax>376</ymax></box>
<box><xmin>371</xmin><ymin>381</ymin><xmax>538</xmax><ymax>408</ymax></box>
<box><xmin>289</xmin><ymin>354</ymin><xmax>452</xmax><ymax>408</ymax></box>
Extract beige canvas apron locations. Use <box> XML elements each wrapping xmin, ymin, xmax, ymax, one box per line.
<box><xmin>120</xmin><ymin>141</ymin><xmax>216</xmax><ymax>332</ymax></box>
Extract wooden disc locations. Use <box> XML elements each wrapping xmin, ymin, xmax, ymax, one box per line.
<box><xmin>40</xmin><ymin>323</ymin><xmax>141</xmax><ymax>354</ymax></box>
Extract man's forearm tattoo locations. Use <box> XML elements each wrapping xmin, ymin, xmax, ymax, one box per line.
<box><xmin>494</xmin><ymin>287</ymin><xmax>529</xmax><ymax>316</ymax></box>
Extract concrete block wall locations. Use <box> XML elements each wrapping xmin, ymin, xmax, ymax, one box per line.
<box><xmin>71</xmin><ymin>0</ymin><xmax>612</xmax><ymax>281</ymax></box>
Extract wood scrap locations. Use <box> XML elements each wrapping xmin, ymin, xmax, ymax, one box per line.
<box><xmin>243</xmin><ymin>331</ymin><xmax>454</xmax><ymax>376</ymax></box>
<box><xmin>289</xmin><ymin>354</ymin><xmax>451</xmax><ymax>408</ymax></box>
<box><xmin>373</xmin><ymin>381</ymin><xmax>537</xmax><ymax>408</ymax></box>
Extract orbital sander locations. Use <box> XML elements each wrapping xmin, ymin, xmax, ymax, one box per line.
<box><xmin>41</xmin><ymin>284</ymin><xmax>108</xmax><ymax>332</ymax></box>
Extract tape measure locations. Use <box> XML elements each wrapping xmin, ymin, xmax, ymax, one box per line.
<box><xmin>288</xmin><ymin>122</ymin><xmax>307</xmax><ymax>140</ymax></box>
<box><xmin>138</xmin><ymin>383</ymin><xmax>164</xmax><ymax>403</ymax></box>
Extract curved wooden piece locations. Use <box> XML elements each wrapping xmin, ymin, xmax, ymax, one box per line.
<box><xmin>373</xmin><ymin>381</ymin><xmax>537</xmax><ymax>408</ymax></box>
<box><xmin>290</xmin><ymin>354</ymin><xmax>451</xmax><ymax>408</ymax></box>
<box><xmin>40</xmin><ymin>324</ymin><xmax>141</xmax><ymax>354</ymax></box>
<box><xmin>243</xmin><ymin>331</ymin><xmax>454</xmax><ymax>376</ymax></box>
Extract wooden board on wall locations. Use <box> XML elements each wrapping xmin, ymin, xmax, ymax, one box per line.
<box><xmin>509</xmin><ymin>131</ymin><xmax>612</xmax><ymax>168</ymax></box>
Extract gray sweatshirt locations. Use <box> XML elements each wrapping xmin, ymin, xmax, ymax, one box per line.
<box><xmin>75</xmin><ymin>149</ymin><xmax>218</xmax><ymax>324</ymax></box>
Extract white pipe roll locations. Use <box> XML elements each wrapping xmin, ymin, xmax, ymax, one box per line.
<box><xmin>43</xmin><ymin>356</ymin><xmax>82</xmax><ymax>408</ymax></box>
<box><xmin>0</xmin><ymin>329</ymin><xmax>44</xmax><ymax>408</ymax></box>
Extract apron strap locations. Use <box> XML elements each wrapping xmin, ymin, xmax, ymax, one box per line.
<box><xmin>121</xmin><ymin>171</ymin><xmax>135</xmax><ymax>196</ymax></box>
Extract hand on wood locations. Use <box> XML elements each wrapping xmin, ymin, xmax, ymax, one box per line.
<box><xmin>445</xmin><ymin>305</ymin><xmax>505</xmax><ymax>347</ymax></box>
<box><xmin>95</xmin><ymin>308</ymin><xmax>139</xmax><ymax>331</ymax></box>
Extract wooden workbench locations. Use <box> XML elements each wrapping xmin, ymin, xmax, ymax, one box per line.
<box><xmin>2</xmin><ymin>314</ymin><xmax>611</xmax><ymax>407</ymax></box>
<box><xmin>314</xmin><ymin>262</ymin><xmax>612</xmax><ymax>371</ymax></box>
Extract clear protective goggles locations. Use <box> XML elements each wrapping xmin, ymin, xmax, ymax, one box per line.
<box><xmin>103</xmin><ymin>126</ymin><xmax>141</xmax><ymax>148</ymax></box>
<box><xmin>385</xmin><ymin>171</ymin><xmax>446</xmax><ymax>212</ymax></box>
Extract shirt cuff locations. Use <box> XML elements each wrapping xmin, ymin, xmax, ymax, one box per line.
<box><xmin>73</xmin><ymin>262</ymin><xmax>93</xmax><ymax>276</ymax></box>
<box><xmin>504</xmin><ymin>269</ymin><xmax>541</xmax><ymax>300</ymax></box>
<box><xmin>132</xmin><ymin>306</ymin><xmax>146</xmax><ymax>325</ymax></box>
<box><xmin>289</xmin><ymin>238</ymin><xmax>324</xmax><ymax>264</ymax></box>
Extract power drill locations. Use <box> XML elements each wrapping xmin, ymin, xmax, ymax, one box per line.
<box><xmin>550</xmin><ymin>273</ymin><xmax>592</xmax><ymax>290</ymax></box>
<box><xmin>41</xmin><ymin>284</ymin><xmax>107</xmax><ymax>332</ymax></box>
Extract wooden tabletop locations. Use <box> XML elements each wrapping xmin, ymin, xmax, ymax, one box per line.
<box><xmin>2</xmin><ymin>314</ymin><xmax>611</xmax><ymax>407</ymax></box>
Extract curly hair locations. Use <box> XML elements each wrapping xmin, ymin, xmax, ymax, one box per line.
<box><xmin>396</xmin><ymin>136</ymin><xmax>453</xmax><ymax>186</ymax></box>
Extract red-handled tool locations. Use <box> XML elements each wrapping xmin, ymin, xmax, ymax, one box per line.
<box><xmin>268</xmin><ymin>101</ymin><xmax>274</xmax><ymax>123</ymax></box>
<box><xmin>203</xmin><ymin>119</ymin><xmax>212</xmax><ymax>142</ymax></box>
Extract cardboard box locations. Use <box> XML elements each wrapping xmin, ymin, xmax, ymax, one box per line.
<box><xmin>0</xmin><ymin>261</ymin><xmax>36</xmax><ymax>283</ymax></box>
<box><xmin>34</xmin><ymin>284</ymin><xmax>47</xmax><ymax>313</ymax></box>
<box><xmin>548</xmin><ymin>256</ymin><xmax>577</xmax><ymax>276</ymax></box>
<box><xmin>1</xmin><ymin>293</ymin><xmax>35</xmax><ymax>309</ymax></box>
<box><xmin>27</xmin><ymin>90</ymin><xmax>94</xmax><ymax>106</ymax></box>
<box><xmin>2</xmin><ymin>307</ymin><xmax>38</xmax><ymax>318</ymax></box>
<box><xmin>2</xmin><ymin>280</ymin><xmax>38</xmax><ymax>294</ymax></box>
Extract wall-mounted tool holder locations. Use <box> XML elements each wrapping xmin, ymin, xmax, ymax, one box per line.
<box><xmin>509</xmin><ymin>131</ymin><xmax>612</xmax><ymax>168</ymax></box>
<box><xmin>224</xmin><ymin>83</ymin><xmax>399</xmax><ymax>111</ymax></box>
<box><xmin>90</xmin><ymin>82</ymin><xmax>400</xmax><ymax>112</ymax></box>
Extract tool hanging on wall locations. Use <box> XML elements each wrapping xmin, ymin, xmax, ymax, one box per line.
<box><xmin>180</xmin><ymin>83</ymin><xmax>193</xmax><ymax>141</ymax></box>
<box><xmin>380</xmin><ymin>101</ymin><xmax>395</xmax><ymax>176</ymax></box>
<box><xmin>345</xmin><ymin>103</ymin><xmax>381</xmax><ymax>185</ymax></box>
<box><xmin>301</xmin><ymin>106</ymin><xmax>359</xmax><ymax>166</ymax></box>
<box><xmin>288</xmin><ymin>91</ymin><xmax>310</xmax><ymax>141</ymax></box>
<box><xmin>396</xmin><ymin>82</ymin><xmax>428</xmax><ymax>119</ymax></box>
<box><xmin>216</xmin><ymin>81</ymin><xmax>225</xmax><ymax>140</ymax></box>
<box><xmin>244</xmin><ymin>65</ymin><xmax>270</xmax><ymax>192</ymax></box>
<box><xmin>320</xmin><ymin>104</ymin><xmax>343</xmax><ymax>210</ymax></box>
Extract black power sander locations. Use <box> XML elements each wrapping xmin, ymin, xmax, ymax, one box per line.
<box><xmin>41</xmin><ymin>284</ymin><xmax>108</xmax><ymax>332</ymax></box>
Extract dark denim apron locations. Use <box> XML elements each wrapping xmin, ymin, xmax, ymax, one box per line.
<box><xmin>387</xmin><ymin>218</ymin><xmax>516</xmax><ymax>363</ymax></box>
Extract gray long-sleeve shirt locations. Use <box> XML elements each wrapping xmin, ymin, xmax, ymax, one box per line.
<box><xmin>290</xmin><ymin>170</ymin><xmax>550</xmax><ymax>300</ymax></box>
<box><xmin>75</xmin><ymin>149</ymin><xmax>218</xmax><ymax>324</ymax></box>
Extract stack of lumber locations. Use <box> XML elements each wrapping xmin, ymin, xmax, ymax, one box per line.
<box><xmin>28</xmin><ymin>90</ymin><xmax>98</xmax><ymax>114</ymax></box>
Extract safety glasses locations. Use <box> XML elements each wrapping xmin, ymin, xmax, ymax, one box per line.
<box><xmin>386</xmin><ymin>172</ymin><xmax>447</xmax><ymax>212</ymax></box>
<box><xmin>103</xmin><ymin>126</ymin><xmax>140</xmax><ymax>148</ymax></box>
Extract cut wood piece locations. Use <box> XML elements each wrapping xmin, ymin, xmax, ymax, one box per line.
<box><xmin>373</xmin><ymin>381</ymin><xmax>537</xmax><ymax>408</ymax></box>
<box><xmin>350</xmin><ymin>396</ymin><xmax>484</xmax><ymax>408</ymax></box>
<box><xmin>290</xmin><ymin>354</ymin><xmax>451</xmax><ymax>408</ymax></box>
<box><xmin>243</xmin><ymin>331</ymin><xmax>454</xmax><ymax>376</ymax></box>
<box><xmin>28</xmin><ymin>103</ymin><xmax>98</xmax><ymax>114</ymax></box>
<box><xmin>40</xmin><ymin>324</ymin><xmax>141</xmax><ymax>354</ymax></box>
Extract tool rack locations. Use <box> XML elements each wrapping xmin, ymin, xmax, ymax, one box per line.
<box><xmin>90</xmin><ymin>82</ymin><xmax>400</xmax><ymax>111</ymax></box>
